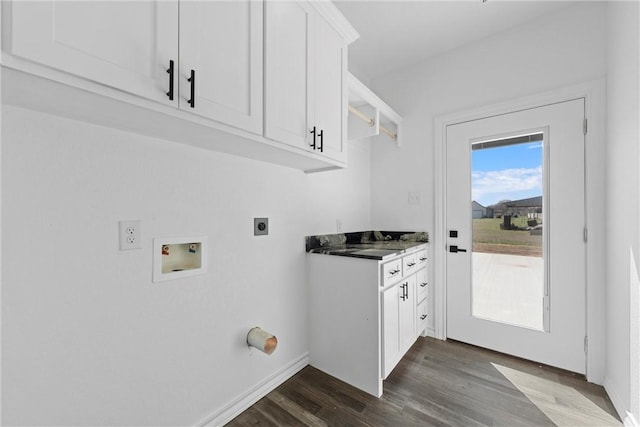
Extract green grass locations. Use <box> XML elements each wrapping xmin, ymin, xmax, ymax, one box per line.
<box><xmin>473</xmin><ymin>217</ymin><xmax>542</xmax><ymax>247</ymax></box>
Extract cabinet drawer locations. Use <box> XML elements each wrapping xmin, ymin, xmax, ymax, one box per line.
<box><xmin>417</xmin><ymin>268</ymin><xmax>428</xmax><ymax>303</ymax></box>
<box><xmin>403</xmin><ymin>252</ymin><xmax>418</xmax><ymax>275</ymax></box>
<box><xmin>417</xmin><ymin>299</ymin><xmax>428</xmax><ymax>330</ymax></box>
<box><xmin>415</xmin><ymin>248</ymin><xmax>428</xmax><ymax>268</ymax></box>
<box><xmin>382</xmin><ymin>258</ymin><xmax>403</xmax><ymax>286</ymax></box>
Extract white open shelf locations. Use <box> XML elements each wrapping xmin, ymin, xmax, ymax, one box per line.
<box><xmin>347</xmin><ymin>72</ymin><xmax>402</xmax><ymax>146</ymax></box>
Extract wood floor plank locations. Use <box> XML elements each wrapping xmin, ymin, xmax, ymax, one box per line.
<box><xmin>226</xmin><ymin>337</ymin><xmax>621</xmax><ymax>427</ymax></box>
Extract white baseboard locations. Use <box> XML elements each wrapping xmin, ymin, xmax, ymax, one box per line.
<box><xmin>605</xmin><ymin>376</ymin><xmax>629</xmax><ymax>423</ymax></box>
<box><xmin>196</xmin><ymin>353</ymin><xmax>309</xmax><ymax>427</ymax></box>
<box><xmin>420</xmin><ymin>327</ymin><xmax>436</xmax><ymax>338</ymax></box>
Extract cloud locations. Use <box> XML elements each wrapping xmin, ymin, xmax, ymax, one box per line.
<box><xmin>472</xmin><ymin>166</ymin><xmax>542</xmax><ymax>205</ymax></box>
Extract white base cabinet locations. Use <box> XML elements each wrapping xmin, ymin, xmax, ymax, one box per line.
<box><xmin>382</xmin><ymin>274</ymin><xmax>416</xmax><ymax>379</ymax></box>
<box><xmin>307</xmin><ymin>244</ymin><xmax>428</xmax><ymax>397</ymax></box>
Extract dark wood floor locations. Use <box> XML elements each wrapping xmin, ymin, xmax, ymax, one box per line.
<box><xmin>227</xmin><ymin>337</ymin><xmax>621</xmax><ymax>426</ymax></box>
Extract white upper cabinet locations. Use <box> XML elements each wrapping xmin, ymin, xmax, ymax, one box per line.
<box><xmin>264</xmin><ymin>1</ymin><xmax>311</xmax><ymax>150</ymax></box>
<box><xmin>3</xmin><ymin>1</ymin><xmax>358</xmax><ymax>172</ymax></box>
<box><xmin>179</xmin><ymin>1</ymin><xmax>263</xmax><ymax>134</ymax></box>
<box><xmin>8</xmin><ymin>1</ymin><xmax>179</xmax><ymax>106</ymax></box>
<box><xmin>312</xmin><ymin>14</ymin><xmax>347</xmax><ymax>163</ymax></box>
<box><xmin>264</xmin><ymin>1</ymin><xmax>349</xmax><ymax>163</ymax></box>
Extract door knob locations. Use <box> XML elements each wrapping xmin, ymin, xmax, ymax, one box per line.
<box><xmin>449</xmin><ymin>245</ymin><xmax>467</xmax><ymax>253</ymax></box>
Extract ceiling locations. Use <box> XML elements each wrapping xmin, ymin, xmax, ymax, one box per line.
<box><xmin>334</xmin><ymin>1</ymin><xmax>580</xmax><ymax>81</ymax></box>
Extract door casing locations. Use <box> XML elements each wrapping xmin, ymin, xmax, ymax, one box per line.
<box><xmin>433</xmin><ymin>80</ymin><xmax>606</xmax><ymax>383</ymax></box>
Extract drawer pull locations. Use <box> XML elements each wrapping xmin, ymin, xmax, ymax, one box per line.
<box><xmin>389</xmin><ymin>269</ymin><xmax>400</xmax><ymax>276</ymax></box>
<box><xmin>420</xmin><ymin>282</ymin><xmax>428</xmax><ymax>287</ymax></box>
<box><xmin>407</xmin><ymin>262</ymin><xmax>416</xmax><ymax>267</ymax></box>
<box><xmin>420</xmin><ymin>314</ymin><xmax>427</xmax><ymax>320</ymax></box>
<box><xmin>419</xmin><ymin>257</ymin><xmax>427</xmax><ymax>261</ymax></box>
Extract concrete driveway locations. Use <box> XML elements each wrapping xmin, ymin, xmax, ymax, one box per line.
<box><xmin>472</xmin><ymin>252</ymin><xmax>544</xmax><ymax>330</ymax></box>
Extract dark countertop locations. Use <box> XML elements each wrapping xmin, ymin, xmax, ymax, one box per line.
<box><xmin>306</xmin><ymin>230</ymin><xmax>428</xmax><ymax>260</ymax></box>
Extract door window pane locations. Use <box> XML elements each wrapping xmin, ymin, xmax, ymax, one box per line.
<box><xmin>471</xmin><ymin>134</ymin><xmax>544</xmax><ymax>331</ymax></box>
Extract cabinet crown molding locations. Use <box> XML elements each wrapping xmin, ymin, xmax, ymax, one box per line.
<box><xmin>308</xmin><ymin>0</ymin><xmax>359</xmax><ymax>44</ymax></box>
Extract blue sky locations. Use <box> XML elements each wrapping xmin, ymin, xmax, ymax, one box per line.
<box><xmin>472</xmin><ymin>141</ymin><xmax>543</xmax><ymax>206</ymax></box>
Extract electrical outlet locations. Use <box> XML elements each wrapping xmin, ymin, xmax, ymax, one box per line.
<box><xmin>408</xmin><ymin>191</ymin><xmax>422</xmax><ymax>205</ymax></box>
<box><xmin>119</xmin><ymin>220</ymin><xmax>142</xmax><ymax>250</ymax></box>
<box><xmin>254</xmin><ymin>218</ymin><xmax>269</xmax><ymax>236</ymax></box>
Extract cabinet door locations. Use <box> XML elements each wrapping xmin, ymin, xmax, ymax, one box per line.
<box><xmin>312</xmin><ymin>14</ymin><xmax>347</xmax><ymax>163</ymax></box>
<box><xmin>179</xmin><ymin>0</ymin><xmax>263</xmax><ymax>133</ymax></box>
<box><xmin>9</xmin><ymin>1</ymin><xmax>178</xmax><ymax>105</ymax></box>
<box><xmin>382</xmin><ymin>283</ymin><xmax>400</xmax><ymax>379</ymax></box>
<box><xmin>264</xmin><ymin>0</ymin><xmax>311</xmax><ymax>149</ymax></box>
<box><xmin>399</xmin><ymin>275</ymin><xmax>417</xmax><ymax>354</ymax></box>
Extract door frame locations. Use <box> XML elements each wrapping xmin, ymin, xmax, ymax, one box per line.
<box><xmin>434</xmin><ymin>79</ymin><xmax>606</xmax><ymax>383</ymax></box>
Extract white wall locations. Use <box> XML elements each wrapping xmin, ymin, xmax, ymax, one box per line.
<box><xmin>369</xmin><ymin>2</ymin><xmax>607</xmax><ymax>368</ymax></box>
<box><xmin>370</xmin><ymin>1</ymin><xmax>607</xmax><ymax>231</ymax></box>
<box><xmin>604</xmin><ymin>1</ymin><xmax>640</xmax><ymax>420</ymax></box>
<box><xmin>307</xmin><ymin>138</ymin><xmax>371</xmax><ymax>234</ymax></box>
<box><xmin>1</xmin><ymin>104</ymin><xmax>371</xmax><ymax>425</ymax></box>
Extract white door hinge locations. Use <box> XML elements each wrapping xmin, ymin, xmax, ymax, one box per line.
<box><xmin>583</xmin><ymin>118</ymin><xmax>588</xmax><ymax>135</ymax></box>
<box><xmin>583</xmin><ymin>227</ymin><xmax>588</xmax><ymax>243</ymax></box>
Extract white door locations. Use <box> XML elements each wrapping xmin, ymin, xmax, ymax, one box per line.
<box><xmin>179</xmin><ymin>0</ymin><xmax>263</xmax><ymax>133</ymax></box>
<box><xmin>9</xmin><ymin>1</ymin><xmax>178</xmax><ymax>105</ymax></box>
<box><xmin>312</xmin><ymin>15</ymin><xmax>347</xmax><ymax>163</ymax></box>
<box><xmin>446</xmin><ymin>99</ymin><xmax>586</xmax><ymax>374</ymax></box>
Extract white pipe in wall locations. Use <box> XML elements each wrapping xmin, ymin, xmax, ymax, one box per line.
<box><xmin>247</xmin><ymin>327</ymin><xmax>278</xmax><ymax>355</ymax></box>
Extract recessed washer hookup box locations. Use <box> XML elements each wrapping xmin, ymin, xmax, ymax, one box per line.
<box><xmin>153</xmin><ymin>236</ymin><xmax>208</xmax><ymax>282</ymax></box>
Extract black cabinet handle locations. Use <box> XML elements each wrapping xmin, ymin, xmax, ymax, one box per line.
<box><xmin>166</xmin><ymin>60</ymin><xmax>174</xmax><ymax>100</ymax></box>
<box><xmin>187</xmin><ymin>69</ymin><xmax>195</xmax><ymax>108</ymax></box>
<box><xmin>309</xmin><ymin>127</ymin><xmax>324</xmax><ymax>152</ymax></box>
<box><xmin>419</xmin><ymin>257</ymin><xmax>427</xmax><ymax>261</ymax></box>
<box><xmin>407</xmin><ymin>262</ymin><xmax>416</xmax><ymax>267</ymax></box>
<box><xmin>420</xmin><ymin>282</ymin><xmax>428</xmax><ymax>288</ymax></box>
<box><xmin>420</xmin><ymin>314</ymin><xmax>427</xmax><ymax>320</ymax></box>
<box><xmin>400</xmin><ymin>283</ymin><xmax>406</xmax><ymax>301</ymax></box>
<box><xmin>310</xmin><ymin>126</ymin><xmax>317</xmax><ymax>150</ymax></box>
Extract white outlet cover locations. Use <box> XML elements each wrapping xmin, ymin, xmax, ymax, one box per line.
<box><xmin>408</xmin><ymin>191</ymin><xmax>422</xmax><ymax>205</ymax></box>
<box><xmin>119</xmin><ymin>220</ymin><xmax>142</xmax><ymax>250</ymax></box>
